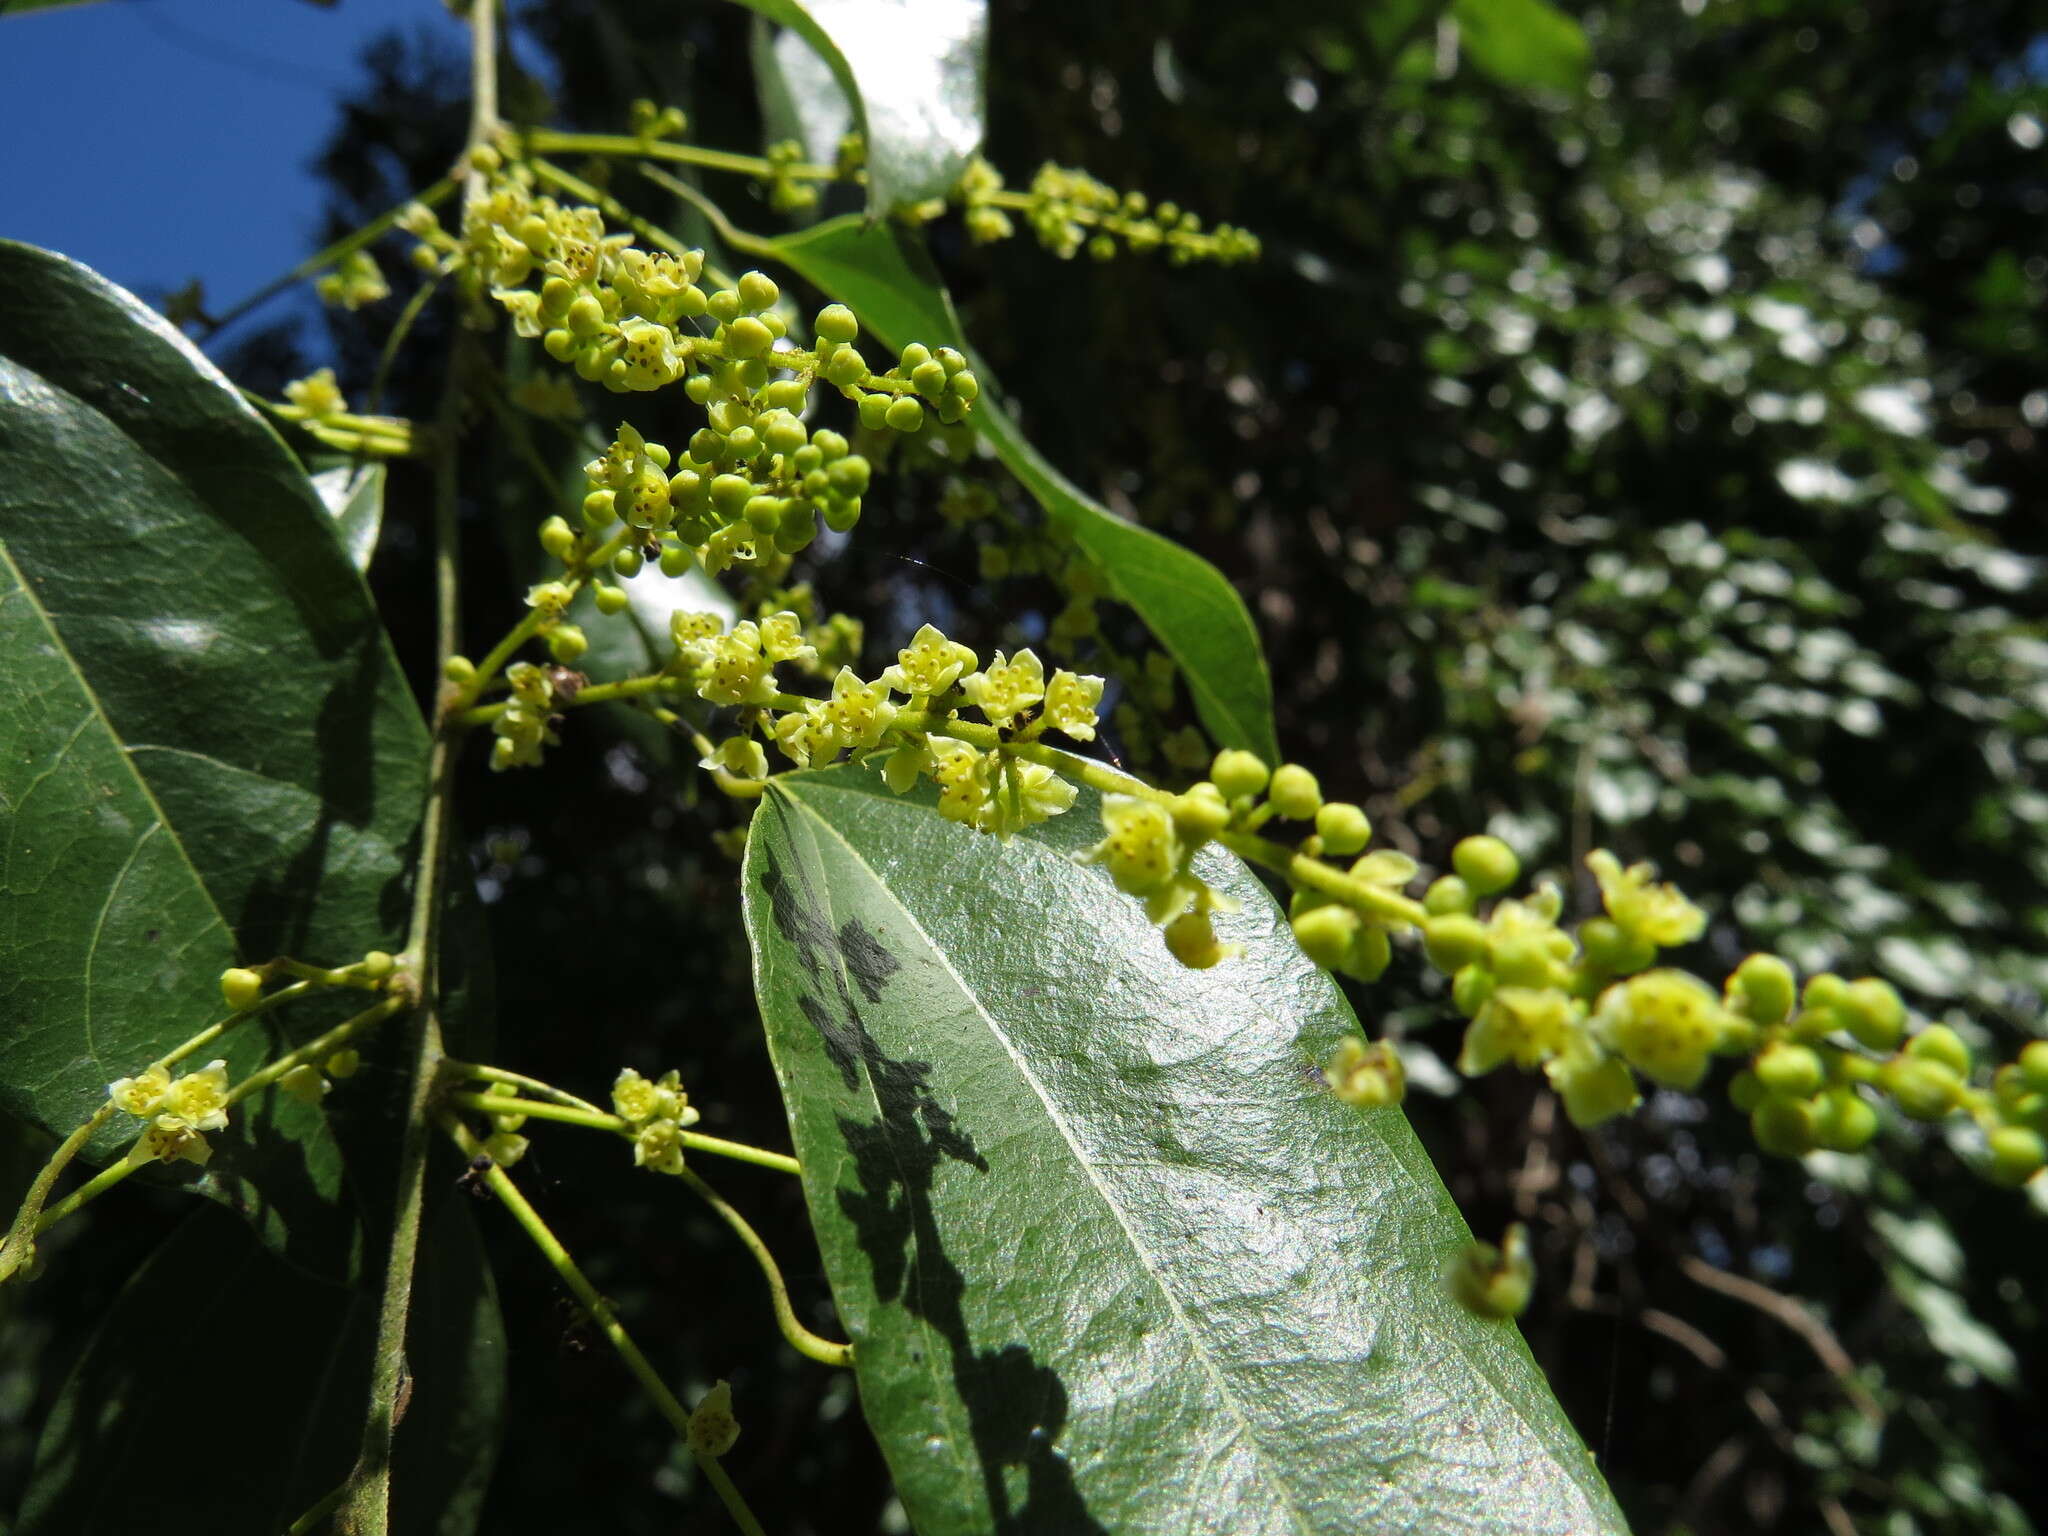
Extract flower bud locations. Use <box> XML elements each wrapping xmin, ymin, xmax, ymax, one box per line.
<box><xmin>280</xmin><ymin>1064</ymin><xmax>329</xmax><ymax>1104</ymax></box>
<box><xmin>1163</xmin><ymin>910</ymin><xmax>1233</xmax><ymax>969</ymax></box>
<box><xmin>1315</xmin><ymin>802</ymin><xmax>1371</xmax><ymax>855</ymax></box>
<box><xmin>1452</xmin><ymin>836</ymin><xmax>1520</xmax><ymax>898</ymax></box>
<box><xmin>539</xmin><ymin>516</ymin><xmax>577</xmax><ymax>560</ymax></box>
<box><xmin>221</xmin><ymin>967</ymin><xmax>265</xmax><ymax>1012</ymax></box>
<box><xmin>1753</xmin><ymin>1041</ymin><xmax>1825</xmax><ymax>1099</ymax></box>
<box><xmin>1986</xmin><ymin>1125</ymin><xmax>2047</xmax><ymax>1187</ymax></box>
<box><xmin>1904</xmin><ymin>1023</ymin><xmax>1970</xmax><ymax>1077</ymax></box>
<box><xmin>883</xmin><ymin>396</ymin><xmax>925</xmax><ymax>433</ymax></box>
<box><xmin>1422</xmin><ymin>914</ymin><xmax>1486</xmax><ymax>975</ymax></box>
<box><xmin>2021</xmin><ymin>1041</ymin><xmax>2048</xmax><ymax>1093</ymax></box>
<box><xmin>1578</xmin><ymin>917</ymin><xmax>1654</xmax><ymax>977</ymax></box>
<box><xmin>547</xmin><ymin>624</ymin><xmax>588</xmax><ymax>663</ymax></box>
<box><xmin>1423</xmin><ymin>875</ymin><xmax>1473</xmax><ymax>917</ymax></box>
<box><xmin>1171</xmin><ymin>783</ymin><xmax>1231</xmax><ymax>843</ymax></box>
<box><xmin>1210</xmin><ymin>749</ymin><xmax>1269</xmax><ymax>800</ymax></box>
<box><xmin>1882</xmin><ymin>1056</ymin><xmax>1962</xmax><ymax>1121</ymax></box>
<box><xmin>1839</xmin><ymin>977</ymin><xmax>1906</xmax><ymax>1051</ymax></box>
<box><xmin>1291</xmin><ymin>904</ymin><xmax>1359</xmax><ymax>972</ymax></box>
<box><xmin>1729</xmin><ymin>954</ymin><xmax>1796</xmax><ymax>1026</ymax></box>
<box><xmin>1751</xmin><ymin>1095</ymin><xmax>1819</xmax><ymax>1157</ymax></box>
<box><xmin>814</xmin><ymin>304</ymin><xmax>859</xmax><ymax>344</ymax></box>
<box><xmin>1446</xmin><ymin>1224</ymin><xmax>1534</xmax><ymax>1319</ymax></box>
<box><xmin>1266</xmin><ymin>764</ymin><xmax>1321</xmax><ymax>820</ymax></box>
<box><xmin>1813</xmin><ymin>1088</ymin><xmax>1879</xmax><ymax>1152</ymax></box>
<box><xmin>325</xmin><ymin>1049</ymin><xmax>361</xmax><ymax>1079</ymax></box>
<box><xmin>1323</xmin><ymin>1036</ymin><xmax>1405</xmax><ymax>1108</ymax></box>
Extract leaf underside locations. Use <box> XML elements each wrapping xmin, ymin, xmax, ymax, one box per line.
<box><xmin>744</xmin><ymin>764</ymin><xmax>1622</xmax><ymax>1535</ymax></box>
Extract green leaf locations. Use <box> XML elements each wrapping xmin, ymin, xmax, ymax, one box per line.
<box><xmin>751</xmin><ymin>16</ymin><xmax>854</xmax><ymax>169</ymax></box>
<box><xmin>769</xmin><ymin>216</ymin><xmax>1279</xmax><ymax>761</ymax></box>
<box><xmin>726</xmin><ymin>0</ymin><xmax>987</xmax><ymax>215</ymax></box>
<box><xmin>16</xmin><ymin>1198</ymin><xmax>504</xmax><ymax>1536</ymax></box>
<box><xmin>0</xmin><ymin>242</ymin><xmax>430</xmax><ymax>1265</ymax></box>
<box><xmin>312</xmin><ymin>461</ymin><xmax>387</xmax><ymax>574</ymax></box>
<box><xmin>743</xmin><ymin>765</ymin><xmax>1623</xmax><ymax>1534</ymax></box>
<box><xmin>1449</xmin><ymin>0</ymin><xmax>1591</xmax><ymax>93</ymax></box>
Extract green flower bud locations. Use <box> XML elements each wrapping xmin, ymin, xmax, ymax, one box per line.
<box><xmin>1751</xmin><ymin>1096</ymin><xmax>1819</xmax><ymax>1158</ymax></box>
<box><xmin>2020</xmin><ymin>1041</ymin><xmax>2048</xmax><ymax>1092</ymax></box>
<box><xmin>1452</xmin><ymin>836</ymin><xmax>1520</xmax><ymax>897</ymax></box>
<box><xmin>1267</xmin><ymin>764</ymin><xmax>1321</xmax><ymax>820</ymax></box>
<box><xmin>910</xmin><ymin>359</ymin><xmax>949</xmax><ymax>400</ymax></box>
<box><xmin>1339</xmin><ymin>927</ymin><xmax>1393</xmax><ymax>984</ymax></box>
<box><xmin>1986</xmin><ymin>1125</ymin><xmax>2047</xmax><ymax>1186</ymax></box>
<box><xmin>814</xmin><ymin>304</ymin><xmax>859</xmax><ymax>344</ymax></box>
<box><xmin>707</xmin><ymin>289</ymin><xmax>740</xmax><ymax>323</ymax></box>
<box><xmin>883</xmin><ymin>396</ymin><xmax>925</xmax><ymax>433</ymax></box>
<box><xmin>325</xmin><ymin>1049</ymin><xmax>361</xmax><ymax>1079</ymax></box>
<box><xmin>899</xmin><ymin>342</ymin><xmax>932</xmax><ymax>371</ymax></box>
<box><xmin>1839</xmin><ymin>978</ymin><xmax>1907</xmax><ymax>1051</ymax></box>
<box><xmin>1882</xmin><ymin>1056</ymin><xmax>1962</xmax><ymax>1121</ymax></box>
<box><xmin>825</xmin><ymin>345</ymin><xmax>867</xmax><ymax>388</ymax></box>
<box><xmin>950</xmin><ymin>369</ymin><xmax>980</xmax><ymax>402</ymax></box>
<box><xmin>1171</xmin><ymin>783</ymin><xmax>1232</xmax><ymax>843</ymax></box>
<box><xmin>821</xmin><ymin>496</ymin><xmax>862</xmax><ymax>533</ymax></box>
<box><xmin>1753</xmin><ymin>1041</ymin><xmax>1826</xmax><ymax>1099</ymax></box>
<box><xmin>1578</xmin><ymin>917</ymin><xmax>1655</xmax><ymax>977</ymax></box>
<box><xmin>1814</xmin><ymin>1088</ymin><xmax>1879</xmax><ymax>1152</ymax></box>
<box><xmin>1323</xmin><ymin>1036</ymin><xmax>1405</xmax><ymax>1109</ymax></box>
<box><xmin>724</xmin><ymin>425</ymin><xmax>760</xmax><ymax>460</ymax></box>
<box><xmin>539</xmin><ymin>516</ymin><xmax>576</xmax><ymax>560</ymax></box>
<box><xmin>659</xmin><ymin>544</ymin><xmax>692</xmax><ymax>577</ymax></box>
<box><xmin>1727</xmin><ymin>1069</ymin><xmax>1765</xmax><ymax>1113</ymax></box>
<box><xmin>443</xmin><ymin>655</ymin><xmax>477</xmax><ymax>684</ymax></box>
<box><xmin>1423</xmin><ymin>875</ymin><xmax>1473</xmax><ymax>916</ymax></box>
<box><xmin>1489</xmin><ymin>933</ymin><xmax>1555</xmax><ymax>990</ymax></box>
<box><xmin>612</xmin><ymin>549</ymin><xmax>643</xmax><ymax>579</ymax></box>
<box><xmin>743</xmin><ymin>495</ymin><xmax>785</xmax><ymax>534</ymax></box>
<box><xmin>593</xmin><ymin>583</ymin><xmax>630</xmax><ymax>616</ymax></box>
<box><xmin>358</xmin><ymin>950</ymin><xmax>395</xmax><ymax>979</ymax></box>
<box><xmin>280</xmin><ymin>1063</ymin><xmax>329</xmax><ymax>1104</ymax></box>
<box><xmin>1423</xmin><ymin>914</ymin><xmax>1487</xmax><ymax>975</ymax></box>
<box><xmin>1292</xmin><ymin>904</ymin><xmax>1360</xmax><ymax>972</ymax></box>
<box><xmin>1163</xmin><ymin>910</ymin><xmax>1233</xmax><ymax>969</ymax></box>
<box><xmin>1446</xmin><ymin>1224</ymin><xmax>1534</xmax><ymax>1319</ymax></box>
<box><xmin>736</xmin><ymin>271</ymin><xmax>779</xmax><ymax>312</ymax></box>
<box><xmin>725</xmin><ymin>316</ymin><xmax>773</xmax><ymax>359</ymax></box>
<box><xmin>1730</xmin><ymin>954</ymin><xmax>1797</xmax><ymax>1026</ymax></box>
<box><xmin>1210</xmin><ymin>749</ymin><xmax>1269</xmax><ymax>800</ymax></box>
<box><xmin>857</xmin><ymin>392</ymin><xmax>890</xmax><ymax>431</ymax></box>
<box><xmin>710</xmin><ymin>474</ymin><xmax>753</xmax><ymax>517</ymax></box>
<box><xmin>763</xmin><ymin>414</ymin><xmax>807</xmax><ymax>457</ymax></box>
<box><xmin>548</xmin><ymin>624</ymin><xmax>589</xmax><ymax>663</ymax></box>
<box><xmin>1315</xmin><ymin>802</ymin><xmax>1371</xmax><ymax>855</ymax></box>
<box><xmin>1904</xmin><ymin>1024</ymin><xmax>1971</xmax><ymax>1077</ymax></box>
<box><xmin>1550</xmin><ymin>1051</ymin><xmax>1640</xmax><ymax>1128</ymax></box>
<box><xmin>1452</xmin><ymin>963</ymin><xmax>1496</xmax><ymax>1017</ymax></box>
<box><xmin>221</xmin><ymin>967</ymin><xmax>264</xmax><ymax>1012</ymax></box>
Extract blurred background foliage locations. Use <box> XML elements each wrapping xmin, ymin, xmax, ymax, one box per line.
<box><xmin>4</xmin><ymin>1</ymin><xmax>2045</xmax><ymax>1533</ymax></box>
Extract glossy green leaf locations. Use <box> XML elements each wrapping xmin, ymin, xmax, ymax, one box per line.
<box><xmin>0</xmin><ymin>242</ymin><xmax>429</xmax><ymax>1261</ymax></box>
<box><xmin>16</xmin><ymin>1197</ymin><xmax>504</xmax><ymax>1536</ymax></box>
<box><xmin>1449</xmin><ymin>0</ymin><xmax>1591</xmax><ymax>93</ymax></box>
<box><xmin>727</xmin><ymin>0</ymin><xmax>986</xmax><ymax>215</ymax></box>
<box><xmin>312</xmin><ymin>461</ymin><xmax>387</xmax><ymax>574</ymax></box>
<box><xmin>752</xmin><ymin>16</ymin><xmax>854</xmax><ymax>168</ymax></box>
<box><xmin>770</xmin><ymin>216</ymin><xmax>1279</xmax><ymax>761</ymax></box>
<box><xmin>743</xmin><ymin>765</ymin><xmax>1622</xmax><ymax>1534</ymax></box>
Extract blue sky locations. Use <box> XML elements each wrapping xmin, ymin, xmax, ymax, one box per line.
<box><xmin>0</xmin><ymin>0</ymin><xmax>495</xmax><ymax>340</ymax></box>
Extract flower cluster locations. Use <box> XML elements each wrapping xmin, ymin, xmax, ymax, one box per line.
<box><xmin>666</xmin><ymin>618</ymin><xmax>1103</xmax><ymax>837</ymax></box>
<box><xmin>488</xmin><ymin>662</ymin><xmax>562</xmax><ymax>772</ymax></box>
<box><xmin>315</xmin><ymin>249</ymin><xmax>389</xmax><ymax>311</ymax></box>
<box><xmin>613</xmin><ymin>1066</ymin><xmax>699</xmax><ymax>1176</ymax></box>
<box><xmin>108</xmin><ymin>1059</ymin><xmax>232</xmax><ymax>1167</ymax></box>
<box><xmin>953</xmin><ymin>155</ymin><xmax>1261</xmax><ymax>265</ymax></box>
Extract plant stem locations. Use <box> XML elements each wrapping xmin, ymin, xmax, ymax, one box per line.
<box><xmin>441</xmin><ymin>1092</ymin><xmax>801</xmax><ymax>1174</ymax></box>
<box><xmin>226</xmin><ymin>996</ymin><xmax>408</xmax><ymax>1108</ymax></box>
<box><xmin>634</xmin><ymin>164</ymin><xmax>778</xmax><ymax>262</ymax></box>
<box><xmin>337</xmin><ymin>3</ymin><xmax>497</xmax><ymax>1494</ymax></box>
<box><xmin>678</xmin><ymin>1168</ymin><xmax>853</xmax><ymax>1368</ymax></box>
<box><xmin>439</xmin><ymin>1114</ymin><xmax>769</xmax><ymax>1536</ymax></box>
<box><xmin>446</xmin><ymin>1060</ymin><xmax>606</xmax><ymax>1117</ymax></box>
<box><xmin>525</xmin><ymin>128</ymin><xmax>839</xmax><ymax>186</ymax></box>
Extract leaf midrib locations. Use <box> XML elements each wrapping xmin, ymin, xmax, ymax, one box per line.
<box><xmin>780</xmin><ymin>781</ymin><xmax>1319</xmax><ymax>1536</ymax></box>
